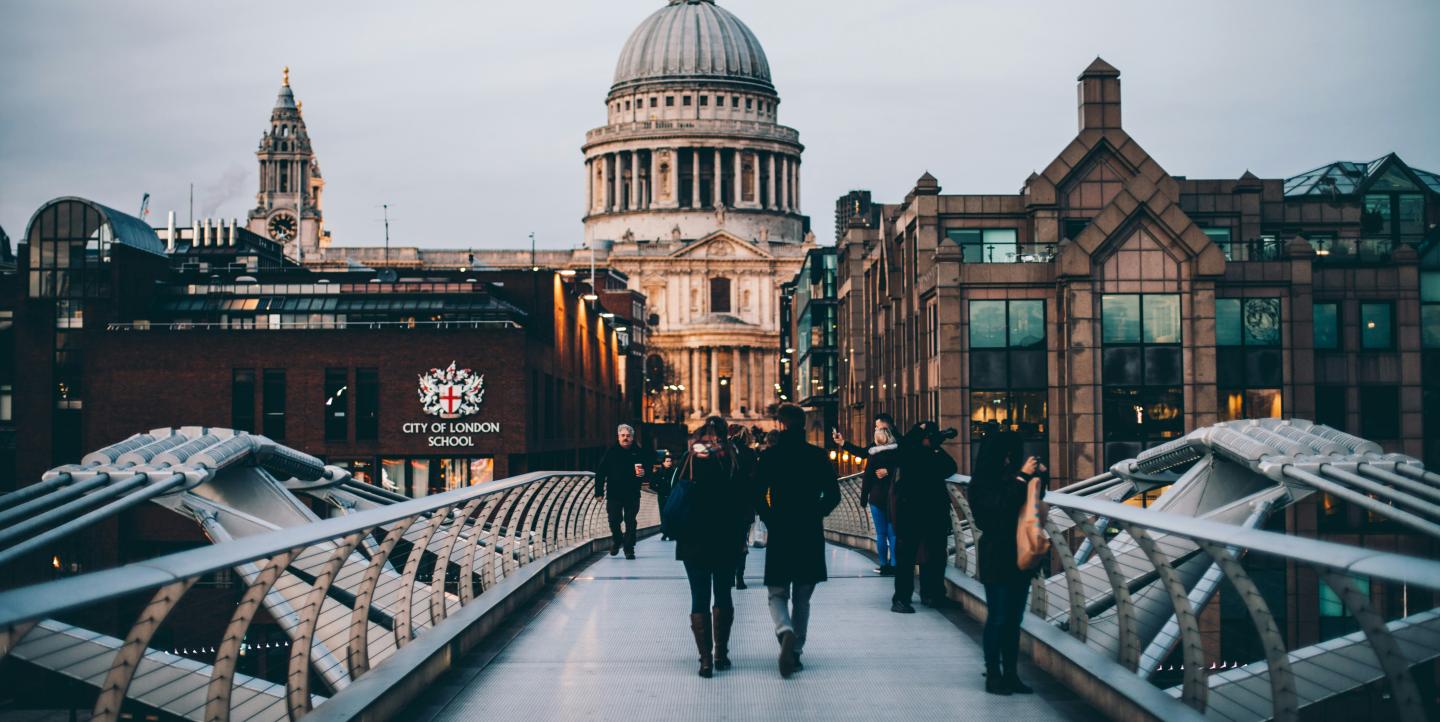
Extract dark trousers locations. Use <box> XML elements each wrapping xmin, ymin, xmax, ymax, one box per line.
<box><xmin>607</xmin><ymin>494</ymin><xmax>639</xmax><ymax>552</ymax></box>
<box><xmin>893</xmin><ymin>534</ymin><xmax>945</xmax><ymax>603</ymax></box>
<box><xmin>683</xmin><ymin>560</ymin><xmax>735</xmax><ymax>614</ymax></box>
<box><xmin>982</xmin><ymin>578</ymin><xmax>1032</xmax><ymax>674</ymax></box>
<box><xmin>655</xmin><ymin>492</ymin><xmax>669</xmax><ymax>536</ymax></box>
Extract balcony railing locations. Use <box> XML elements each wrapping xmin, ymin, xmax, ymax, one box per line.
<box><xmin>585</xmin><ymin>119</ymin><xmax>801</xmax><ymax>145</ymax></box>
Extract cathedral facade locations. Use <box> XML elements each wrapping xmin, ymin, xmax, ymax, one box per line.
<box><xmin>271</xmin><ymin>0</ymin><xmax>813</xmax><ymax>425</ymax></box>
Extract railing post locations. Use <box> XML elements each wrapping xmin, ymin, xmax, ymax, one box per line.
<box><xmin>207</xmin><ymin>548</ymin><xmax>303</xmax><ymax>722</ymax></box>
<box><xmin>348</xmin><ymin>518</ymin><xmax>418</xmax><ymax>679</ymax></box>
<box><xmin>1318</xmin><ymin>569</ymin><xmax>1426</xmax><ymax>722</ymax></box>
<box><xmin>94</xmin><ymin>577</ymin><xmax>199</xmax><ymax>722</ymax></box>
<box><xmin>1043</xmin><ymin>515</ymin><xmax>1088</xmax><ymax>641</ymax></box>
<box><xmin>287</xmin><ymin>533</ymin><xmax>364</xmax><ymax>721</ymax></box>
<box><xmin>1075</xmin><ymin>515</ymin><xmax>1140</xmax><ymax>670</ymax></box>
<box><xmin>1127</xmin><ymin>526</ymin><xmax>1207</xmax><ymax>713</ymax></box>
<box><xmin>1198</xmin><ymin>542</ymin><xmax>1297</xmax><ymax>722</ymax></box>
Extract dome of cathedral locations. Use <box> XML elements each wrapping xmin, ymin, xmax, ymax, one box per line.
<box><xmin>612</xmin><ymin>0</ymin><xmax>773</xmax><ymax>94</ymax></box>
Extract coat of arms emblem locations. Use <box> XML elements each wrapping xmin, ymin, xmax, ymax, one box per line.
<box><xmin>418</xmin><ymin>362</ymin><xmax>485</xmax><ymax>419</ymax></box>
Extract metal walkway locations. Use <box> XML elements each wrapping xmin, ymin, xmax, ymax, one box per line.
<box><xmin>414</xmin><ymin>537</ymin><xmax>1100</xmax><ymax>722</ymax></box>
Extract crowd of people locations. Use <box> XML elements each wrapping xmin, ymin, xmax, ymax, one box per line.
<box><xmin>592</xmin><ymin>407</ymin><xmax>1047</xmax><ymax>695</ymax></box>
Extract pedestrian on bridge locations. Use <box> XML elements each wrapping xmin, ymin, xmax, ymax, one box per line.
<box><xmin>594</xmin><ymin>424</ymin><xmax>649</xmax><ymax>560</ymax></box>
<box><xmin>833</xmin><ymin>413</ymin><xmax>901</xmax><ymax>575</ymax></box>
<box><xmin>729</xmin><ymin>424</ymin><xmax>759</xmax><ymax>590</ymax></box>
<box><xmin>891</xmin><ymin>421</ymin><xmax>958</xmax><ymax>614</ymax></box>
<box><xmin>755</xmin><ymin>403</ymin><xmax>841</xmax><ymax>678</ymax></box>
<box><xmin>970</xmin><ymin>431</ymin><xmax>1044</xmax><ymax>696</ymax></box>
<box><xmin>675</xmin><ymin>416</ymin><xmax>751</xmax><ymax>678</ymax></box>
<box><xmin>653</xmin><ymin>452</ymin><xmax>676</xmax><ymax>541</ymax></box>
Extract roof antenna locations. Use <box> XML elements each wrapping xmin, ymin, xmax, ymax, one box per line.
<box><xmin>530</xmin><ymin>232</ymin><xmax>538</xmax><ymax>271</ymax></box>
<box><xmin>383</xmin><ymin>203</ymin><xmax>391</xmax><ymax>266</ymax></box>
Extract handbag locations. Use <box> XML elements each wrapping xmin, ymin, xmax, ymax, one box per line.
<box><xmin>1016</xmin><ymin>477</ymin><xmax>1051</xmax><ymax>570</ymax></box>
<box><xmin>661</xmin><ymin>455</ymin><xmax>697</xmax><ymax>539</ymax></box>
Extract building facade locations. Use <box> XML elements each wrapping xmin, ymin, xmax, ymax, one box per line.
<box><xmin>836</xmin><ymin>59</ymin><xmax>1440</xmax><ymax>489</ymax></box>
<box><xmin>258</xmin><ymin>1</ymin><xmax>815</xmax><ymax>427</ymax></box>
<box><xmin>780</xmin><ymin>247</ymin><xmax>839</xmax><ymax>445</ymax></box>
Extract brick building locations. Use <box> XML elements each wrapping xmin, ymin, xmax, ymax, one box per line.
<box><xmin>12</xmin><ymin>197</ymin><xmax>634</xmax><ymax>571</ymax></box>
<box><xmin>836</xmin><ymin>58</ymin><xmax>1440</xmax><ymax>490</ymax></box>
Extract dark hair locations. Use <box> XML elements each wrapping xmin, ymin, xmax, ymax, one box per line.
<box><xmin>973</xmin><ymin>431</ymin><xmax>1025</xmax><ymax>481</ymax></box>
<box><xmin>696</xmin><ymin>415</ymin><xmax>728</xmax><ymax>442</ymax></box>
<box><xmin>874</xmin><ymin>412</ymin><xmax>896</xmax><ymax>429</ymax></box>
<box><xmin>776</xmin><ymin>403</ymin><xmax>806</xmax><ymax>432</ymax></box>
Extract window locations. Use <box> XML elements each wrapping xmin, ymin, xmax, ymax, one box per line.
<box><xmin>1203</xmin><ymin>228</ymin><xmax>1233</xmax><ymax>260</ymax></box>
<box><xmin>1062</xmin><ymin>218</ymin><xmax>1090</xmax><ymax>241</ymax></box>
<box><xmin>1102</xmin><ymin>294</ymin><xmax>1183</xmax><ymax>464</ymax></box>
<box><xmin>649</xmin><ymin>97</ymin><xmax>657</xmax><ymax>108</ymax></box>
<box><xmin>1314</xmin><ymin>302</ymin><xmax>1340</xmax><ymax>350</ymax></box>
<box><xmin>624</xmin><ymin>100</ymin><xmax>630</xmax><ymax>110</ymax></box>
<box><xmin>969</xmin><ymin>300</ymin><xmax>1047</xmax><ymax>459</ymax></box>
<box><xmin>1216</xmin><ymin>298</ymin><xmax>1283</xmax><ymax>420</ymax></box>
<box><xmin>710</xmin><ymin>277</ymin><xmax>732</xmax><ymax>313</ymax></box>
<box><xmin>946</xmin><ymin>228</ymin><xmax>1020</xmax><ymax>263</ymax></box>
<box><xmin>1316</xmin><ymin>386</ymin><xmax>1347</xmax><ymax>430</ymax></box>
<box><xmin>1359</xmin><ymin>302</ymin><xmax>1393</xmax><ymax>350</ymax></box>
<box><xmin>1422</xmin><ymin>273</ymin><xmax>1440</xmax><ymax>349</ymax></box>
<box><xmin>682</xmin><ymin>95</ymin><xmax>691</xmax><ymax>106</ymax></box>
<box><xmin>665</xmin><ymin>96</ymin><xmax>674</xmax><ymax>107</ymax></box>
<box><xmin>731</xmin><ymin>96</ymin><xmax>739</xmax><ymax>107</ymax></box>
<box><xmin>1358</xmin><ymin>386</ymin><xmax>1400</xmax><ymax>439</ymax></box>
<box><xmin>0</xmin><ymin>384</ymin><xmax>12</xmax><ymax>423</ymax></box>
<box><xmin>699</xmin><ymin>95</ymin><xmax>708</xmax><ymax>107</ymax></box>
<box><xmin>324</xmin><ymin>368</ymin><xmax>348</xmax><ymax>442</ymax></box>
<box><xmin>745</xmin><ymin>98</ymin><xmax>753</xmax><ymax>110</ymax></box>
<box><xmin>232</xmin><ymin>369</ymin><xmax>256</xmax><ymax>433</ymax></box>
<box><xmin>356</xmin><ymin>369</ymin><xmax>379</xmax><ymax>441</ymax></box>
<box><xmin>1319</xmin><ymin>574</ymin><xmax>1369</xmax><ymax>638</ymax></box>
<box><xmin>262</xmin><ymin>369</ymin><xmax>286</xmax><ymax>440</ymax></box>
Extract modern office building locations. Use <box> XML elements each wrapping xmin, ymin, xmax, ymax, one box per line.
<box><xmin>780</xmin><ymin>247</ymin><xmax>839</xmax><ymax>446</ymax></box>
<box><xmin>836</xmin><ymin>58</ymin><xmax>1440</xmax><ymax>490</ymax></box>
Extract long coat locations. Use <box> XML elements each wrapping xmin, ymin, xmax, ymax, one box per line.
<box><xmin>857</xmin><ymin>444</ymin><xmax>901</xmax><ymax>509</ymax></box>
<box><xmin>594</xmin><ymin>442</ymin><xmax>650</xmax><ymax>499</ymax></box>
<box><xmin>969</xmin><ymin>472</ymin><xmax>1042</xmax><ymax>585</ymax></box>
<box><xmin>674</xmin><ymin>446</ymin><xmax>752</xmax><ymax>569</ymax></box>
<box><xmin>892</xmin><ymin>443</ymin><xmax>957</xmax><ymax>540</ymax></box>
<box><xmin>755</xmin><ymin>432</ymin><xmax>841</xmax><ymax>587</ymax></box>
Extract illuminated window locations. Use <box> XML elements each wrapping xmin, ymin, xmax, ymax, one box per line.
<box><xmin>1102</xmin><ymin>294</ymin><xmax>1183</xmax><ymax>465</ymax></box>
<box><xmin>324</xmin><ymin>368</ymin><xmax>348</xmax><ymax>442</ymax></box>
<box><xmin>1216</xmin><ymin>298</ymin><xmax>1282</xmax><ymax>420</ymax></box>
<box><xmin>969</xmin><ymin>300</ymin><xmax>1047</xmax><ymax>461</ymax></box>
<box><xmin>1359</xmin><ymin>303</ymin><xmax>1393</xmax><ymax>350</ymax></box>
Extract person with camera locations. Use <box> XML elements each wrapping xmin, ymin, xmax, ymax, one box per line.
<box><xmin>593</xmin><ymin>424</ymin><xmax>650</xmax><ymax>559</ymax></box>
<box><xmin>833</xmin><ymin>417</ymin><xmax>901</xmax><ymax>575</ymax></box>
<box><xmin>755</xmin><ymin>403</ymin><xmax>841</xmax><ymax>678</ymax></box>
<box><xmin>890</xmin><ymin>421</ymin><xmax>959</xmax><ymax>614</ymax></box>
<box><xmin>674</xmin><ymin>416</ymin><xmax>751</xmax><ymax>678</ymax></box>
<box><xmin>969</xmin><ymin>431</ymin><xmax>1045</xmax><ymax>695</ymax></box>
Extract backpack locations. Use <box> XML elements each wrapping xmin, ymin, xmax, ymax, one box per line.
<box><xmin>1016</xmin><ymin>477</ymin><xmax>1051</xmax><ymax>570</ymax></box>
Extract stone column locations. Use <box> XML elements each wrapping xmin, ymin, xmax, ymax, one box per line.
<box><xmin>611</xmin><ymin>153</ymin><xmax>621</xmax><ymax>212</ymax></box>
<box><xmin>691</xmin><ymin>148</ymin><xmax>701</xmax><ymax>210</ymax></box>
<box><xmin>649</xmin><ymin>150</ymin><xmax>658</xmax><ymax>210</ymax></box>
<box><xmin>733</xmin><ymin>150</ymin><xmax>743</xmax><ymax>207</ymax></box>
<box><xmin>689</xmin><ymin>348</ymin><xmax>700</xmax><ymax>417</ymax></box>
<box><xmin>709</xmin><ymin>348</ymin><xmax>721</xmax><ymax>415</ymax></box>
<box><xmin>585</xmin><ymin>158</ymin><xmax>593</xmax><ymax>214</ymax></box>
<box><xmin>750</xmin><ymin>152</ymin><xmax>761</xmax><ymax>208</ymax></box>
<box><xmin>767</xmin><ymin>153</ymin><xmax>777</xmax><ymax>210</ymax></box>
<box><xmin>783</xmin><ymin>156</ymin><xmax>794</xmax><ymax>211</ymax></box>
<box><xmin>742</xmin><ymin>347</ymin><xmax>754</xmax><ymax>415</ymax></box>
<box><xmin>732</xmin><ymin>347</ymin><xmax>742</xmax><ymax>413</ymax></box>
<box><xmin>629</xmin><ymin>151</ymin><xmax>641</xmax><ymax>211</ymax></box>
<box><xmin>713</xmin><ymin>149</ymin><xmax>724</xmax><ymax>208</ymax></box>
<box><xmin>793</xmin><ymin>157</ymin><xmax>800</xmax><ymax>211</ymax></box>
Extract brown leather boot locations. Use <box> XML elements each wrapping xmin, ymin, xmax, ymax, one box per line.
<box><xmin>712</xmin><ymin>607</ymin><xmax>734</xmax><ymax>670</ymax></box>
<box><xmin>689</xmin><ymin>613</ymin><xmax>714</xmax><ymax>678</ymax></box>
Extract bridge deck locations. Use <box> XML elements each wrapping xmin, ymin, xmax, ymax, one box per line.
<box><xmin>414</xmin><ymin>536</ymin><xmax>1099</xmax><ymax>721</ymax></box>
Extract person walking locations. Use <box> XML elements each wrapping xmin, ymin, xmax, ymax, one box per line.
<box><xmin>969</xmin><ymin>431</ymin><xmax>1045</xmax><ymax>695</ymax></box>
<box><xmin>593</xmin><ymin>424</ymin><xmax>649</xmax><ymax>559</ymax></box>
<box><xmin>675</xmin><ymin>416</ymin><xmax>751</xmax><ymax>678</ymax></box>
<box><xmin>729</xmin><ymin>425</ymin><xmax>759</xmax><ymax>589</ymax></box>
<box><xmin>832</xmin><ymin>413</ymin><xmax>898</xmax><ymax>575</ymax></box>
<box><xmin>891</xmin><ymin>421</ymin><xmax>957</xmax><ymax>613</ymax></box>
<box><xmin>653</xmin><ymin>452</ymin><xmax>676</xmax><ymax>541</ymax></box>
<box><xmin>754</xmin><ymin>404</ymin><xmax>841</xmax><ymax>678</ymax></box>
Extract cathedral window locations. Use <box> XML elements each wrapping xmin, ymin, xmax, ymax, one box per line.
<box><xmin>665</xmin><ymin>96</ymin><xmax>675</xmax><ymax>107</ymax></box>
<box><xmin>731</xmin><ymin>96</ymin><xmax>739</xmax><ymax>107</ymax></box>
<box><xmin>710</xmin><ymin>277</ymin><xmax>732</xmax><ymax>313</ymax></box>
<box><xmin>683</xmin><ymin>95</ymin><xmax>692</xmax><ymax>106</ymax></box>
<box><xmin>625</xmin><ymin>100</ymin><xmax>631</xmax><ymax>110</ymax></box>
<box><xmin>650</xmin><ymin>97</ymin><xmax>658</xmax><ymax>108</ymax></box>
<box><xmin>745</xmin><ymin>98</ymin><xmax>753</xmax><ymax>110</ymax></box>
<box><xmin>700</xmin><ymin>95</ymin><xmax>709</xmax><ymax>107</ymax></box>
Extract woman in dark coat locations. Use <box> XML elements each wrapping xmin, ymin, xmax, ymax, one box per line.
<box><xmin>856</xmin><ymin>425</ymin><xmax>901</xmax><ymax>575</ymax></box>
<box><xmin>675</xmin><ymin>416</ymin><xmax>752</xmax><ymax>678</ymax></box>
<box><xmin>968</xmin><ymin>431</ymin><xmax>1045</xmax><ymax>695</ymax></box>
<box><xmin>890</xmin><ymin>422</ymin><xmax>958</xmax><ymax>613</ymax></box>
<box><xmin>729</xmin><ymin>425</ymin><xmax>759</xmax><ymax>589</ymax></box>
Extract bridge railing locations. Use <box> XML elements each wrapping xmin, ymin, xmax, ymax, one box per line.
<box><xmin>0</xmin><ymin>471</ymin><xmax>637</xmax><ymax>722</ymax></box>
<box><xmin>826</xmin><ymin>472</ymin><xmax>1440</xmax><ymax>722</ymax></box>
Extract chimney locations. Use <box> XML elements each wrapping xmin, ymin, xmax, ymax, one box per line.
<box><xmin>166</xmin><ymin>211</ymin><xmax>176</xmax><ymax>253</ymax></box>
<box><xmin>1077</xmin><ymin>57</ymin><xmax>1121</xmax><ymax>131</ymax></box>
<box><xmin>229</xmin><ymin>219</ymin><xmax>237</xmax><ymax>246</ymax></box>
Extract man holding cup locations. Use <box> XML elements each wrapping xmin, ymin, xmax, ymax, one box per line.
<box><xmin>595</xmin><ymin>424</ymin><xmax>650</xmax><ymax>559</ymax></box>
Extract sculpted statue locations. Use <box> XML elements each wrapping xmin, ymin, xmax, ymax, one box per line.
<box><xmin>714</xmin><ymin>203</ymin><xmax>727</xmax><ymax>227</ymax></box>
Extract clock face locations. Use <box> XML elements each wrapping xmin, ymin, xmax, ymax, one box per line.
<box><xmin>268</xmin><ymin>213</ymin><xmax>297</xmax><ymax>241</ymax></box>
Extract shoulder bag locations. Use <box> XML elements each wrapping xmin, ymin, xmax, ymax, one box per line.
<box><xmin>1016</xmin><ymin>477</ymin><xmax>1051</xmax><ymax>570</ymax></box>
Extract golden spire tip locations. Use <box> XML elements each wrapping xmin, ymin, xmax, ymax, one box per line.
<box><xmin>283</xmin><ymin>66</ymin><xmax>290</xmax><ymax>87</ymax></box>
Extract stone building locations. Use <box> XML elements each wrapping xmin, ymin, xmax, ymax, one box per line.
<box><xmin>245</xmin><ymin>67</ymin><xmax>330</xmax><ymax>260</ymax></box>
<box><xmin>836</xmin><ymin>58</ymin><xmax>1440</xmax><ymax>490</ymax></box>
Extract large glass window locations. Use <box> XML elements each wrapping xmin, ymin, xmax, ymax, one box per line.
<box><xmin>356</xmin><ymin>369</ymin><xmax>379</xmax><ymax>441</ymax></box>
<box><xmin>1315</xmin><ymin>386</ymin><xmax>1347</xmax><ymax>431</ymax></box>
<box><xmin>947</xmin><ymin>228</ymin><xmax>1021</xmax><ymax>264</ymax></box>
<box><xmin>1358</xmin><ymin>386</ymin><xmax>1400</xmax><ymax>439</ymax></box>
<box><xmin>710</xmin><ymin>277</ymin><xmax>731</xmax><ymax>313</ymax></box>
<box><xmin>1102</xmin><ymin>294</ymin><xmax>1183</xmax><ymax>465</ymax></box>
<box><xmin>1216</xmin><ymin>298</ymin><xmax>1283</xmax><ymax>420</ymax></box>
<box><xmin>232</xmin><ymin>369</ymin><xmax>256</xmax><ymax>433</ymax></box>
<box><xmin>324</xmin><ymin>368</ymin><xmax>348</xmax><ymax>442</ymax></box>
<box><xmin>262</xmin><ymin>369</ymin><xmax>286</xmax><ymax>440</ymax></box>
<box><xmin>969</xmin><ymin>300</ymin><xmax>1047</xmax><ymax>461</ymax></box>
<box><xmin>1422</xmin><ymin>273</ymin><xmax>1440</xmax><ymax>349</ymax></box>
<box><xmin>1314</xmin><ymin>302</ymin><xmax>1340</xmax><ymax>350</ymax></box>
<box><xmin>1360</xmin><ymin>303</ymin><xmax>1394</xmax><ymax>350</ymax></box>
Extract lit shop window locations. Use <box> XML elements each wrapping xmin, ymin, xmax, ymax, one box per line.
<box><xmin>1101</xmin><ymin>294</ymin><xmax>1182</xmax><ymax>466</ymax></box>
<box><xmin>1359</xmin><ymin>302</ymin><xmax>1394</xmax><ymax>350</ymax></box>
<box><xmin>1216</xmin><ymin>298</ymin><xmax>1282</xmax><ymax>420</ymax></box>
<box><xmin>969</xmin><ymin>300</ymin><xmax>1046</xmax><ymax>462</ymax></box>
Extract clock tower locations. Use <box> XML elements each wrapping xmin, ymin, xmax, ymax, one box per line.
<box><xmin>247</xmin><ymin>67</ymin><xmax>328</xmax><ymax>259</ymax></box>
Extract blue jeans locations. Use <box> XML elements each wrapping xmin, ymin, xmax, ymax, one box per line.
<box><xmin>982</xmin><ymin>579</ymin><xmax>1032</xmax><ymax>674</ymax></box>
<box><xmin>870</xmin><ymin>504</ymin><xmax>896</xmax><ymax>566</ymax></box>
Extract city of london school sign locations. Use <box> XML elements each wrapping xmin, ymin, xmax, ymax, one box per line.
<box><xmin>403</xmin><ymin>362</ymin><xmax>501</xmax><ymax>447</ymax></box>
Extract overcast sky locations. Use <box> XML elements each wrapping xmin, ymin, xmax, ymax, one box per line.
<box><xmin>2</xmin><ymin>0</ymin><xmax>1438</xmax><ymax>250</ymax></box>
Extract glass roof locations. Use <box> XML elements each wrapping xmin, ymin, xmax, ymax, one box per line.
<box><xmin>1285</xmin><ymin>153</ymin><xmax>1439</xmax><ymax>197</ymax></box>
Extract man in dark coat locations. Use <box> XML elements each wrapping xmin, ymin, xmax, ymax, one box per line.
<box><xmin>594</xmin><ymin>424</ymin><xmax>649</xmax><ymax>559</ymax></box>
<box><xmin>891</xmin><ymin>421</ymin><xmax>958</xmax><ymax>613</ymax></box>
<box><xmin>754</xmin><ymin>404</ymin><xmax>840</xmax><ymax>677</ymax></box>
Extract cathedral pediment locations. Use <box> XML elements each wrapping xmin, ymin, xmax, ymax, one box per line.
<box><xmin>668</xmin><ymin>231</ymin><xmax>773</xmax><ymax>260</ymax></box>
